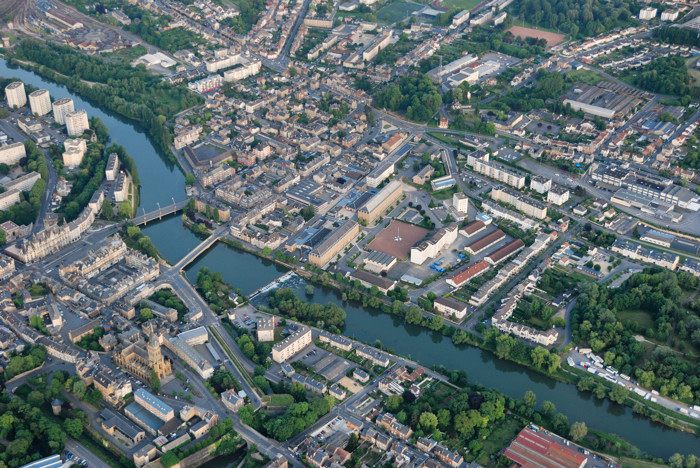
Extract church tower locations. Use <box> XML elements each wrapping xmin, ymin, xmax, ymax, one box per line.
<box><xmin>147</xmin><ymin>333</ymin><xmax>170</xmax><ymax>377</ymax></box>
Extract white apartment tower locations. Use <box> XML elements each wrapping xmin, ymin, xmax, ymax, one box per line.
<box><xmin>5</xmin><ymin>82</ymin><xmax>26</xmax><ymax>109</ymax></box>
<box><xmin>65</xmin><ymin>110</ymin><xmax>89</xmax><ymax>137</ymax></box>
<box><xmin>52</xmin><ymin>98</ymin><xmax>75</xmax><ymax>125</ymax></box>
<box><xmin>29</xmin><ymin>89</ymin><xmax>52</xmax><ymax>116</ymax></box>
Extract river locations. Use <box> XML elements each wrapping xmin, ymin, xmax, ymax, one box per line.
<box><xmin>2</xmin><ymin>58</ymin><xmax>698</xmax><ymax>460</ymax></box>
<box><xmin>0</xmin><ymin>58</ymin><xmax>185</xmax><ymax>211</ymax></box>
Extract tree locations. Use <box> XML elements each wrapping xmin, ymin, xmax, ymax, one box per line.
<box><xmin>185</xmin><ymin>173</ymin><xmax>196</xmax><ymax>186</ymax></box>
<box><xmin>386</xmin><ymin>395</ymin><xmax>402</xmax><ymax>412</ymax></box>
<box><xmin>140</xmin><ymin>308</ymin><xmax>153</xmax><ymax>321</ymax></box>
<box><xmin>429</xmin><ymin>315</ymin><xmax>443</xmax><ymax>331</ymax></box>
<box><xmin>523</xmin><ymin>390</ymin><xmax>537</xmax><ymax>408</ymax></box>
<box><xmin>101</xmin><ymin>199</ymin><xmax>114</xmax><ymax>219</ymax></box>
<box><xmin>150</xmin><ymin>369</ymin><xmax>161</xmax><ymax>393</ymax></box>
<box><xmin>531</xmin><ymin>346</ymin><xmax>549</xmax><ymax>368</ymax></box>
<box><xmin>419</xmin><ymin>412</ymin><xmax>438</xmax><ymax>431</ymax></box>
<box><xmin>72</xmin><ymin>380</ymin><xmax>87</xmax><ymax>399</ymax></box>
<box><xmin>118</xmin><ymin>201</ymin><xmax>132</xmax><ymax>218</ymax></box>
<box><xmin>542</xmin><ymin>401</ymin><xmax>556</xmax><ymax>418</ymax></box>
<box><xmin>27</xmin><ymin>390</ymin><xmax>44</xmax><ymax>407</ymax></box>
<box><xmin>0</xmin><ymin>228</ymin><xmax>6</xmax><ymax>246</ymax></box>
<box><xmin>301</xmin><ymin>205</ymin><xmax>315</xmax><ymax>221</ymax></box>
<box><xmin>569</xmin><ymin>421</ymin><xmax>587</xmax><ymax>441</ymax></box>
<box><xmin>64</xmin><ymin>418</ymin><xmax>83</xmax><ymax>438</ymax></box>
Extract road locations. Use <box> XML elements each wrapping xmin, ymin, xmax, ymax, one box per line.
<box><xmin>65</xmin><ymin>439</ymin><xmax>107</xmax><ymax>468</ymax></box>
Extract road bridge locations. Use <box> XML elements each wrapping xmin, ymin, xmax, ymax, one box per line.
<box><xmin>132</xmin><ymin>199</ymin><xmax>189</xmax><ymax>226</ymax></box>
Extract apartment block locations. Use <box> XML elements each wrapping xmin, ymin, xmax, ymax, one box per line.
<box><xmin>28</xmin><ymin>89</ymin><xmax>51</xmax><ymax>116</ymax></box>
<box><xmin>65</xmin><ymin>110</ymin><xmax>89</xmax><ymax>137</ymax></box>
<box><xmin>272</xmin><ymin>327</ymin><xmax>312</xmax><ymax>362</ymax></box>
<box><xmin>5</xmin><ymin>82</ymin><xmax>26</xmax><ymax>109</ymax></box>
<box><xmin>52</xmin><ymin>98</ymin><xmax>75</xmax><ymax>125</ymax></box>
<box><xmin>0</xmin><ymin>142</ymin><xmax>26</xmax><ymax>166</ymax></box>
<box><xmin>490</xmin><ymin>186</ymin><xmax>547</xmax><ymax>219</ymax></box>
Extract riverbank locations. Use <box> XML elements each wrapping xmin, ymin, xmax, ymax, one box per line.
<box><xmin>0</xmin><ymin>41</ymin><xmax>198</xmax><ymax>171</ymax></box>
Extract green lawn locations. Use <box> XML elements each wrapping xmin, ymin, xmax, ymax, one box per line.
<box><xmin>262</xmin><ymin>394</ymin><xmax>294</xmax><ymax>407</ymax></box>
<box><xmin>430</xmin><ymin>185</ymin><xmax>462</xmax><ymax>200</ymax></box>
<box><xmin>437</xmin><ymin>0</ymin><xmax>480</xmax><ymax>10</ymax></box>
<box><xmin>375</xmin><ymin>1</ymin><xmax>423</xmax><ymax>23</ymax></box>
<box><xmin>618</xmin><ymin>309</ymin><xmax>655</xmax><ymax>330</ymax></box>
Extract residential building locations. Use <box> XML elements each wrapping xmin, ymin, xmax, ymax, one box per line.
<box><xmin>530</xmin><ymin>175</ymin><xmax>551</xmax><ymax>194</ymax></box>
<box><xmin>491</xmin><ymin>186</ymin><xmax>547</xmax><ymax>219</ymax></box>
<box><xmin>0</xmin><ymin>142</ymin><xmax>27</xmax><ymax>166</ymax></box>
<box><xmin>28</xmin><ymin>89</ymin><xmax>51</xmax><ymax>116</ymax></box>
<box><xmin>65</xmin><ymin>110</ymin><xmax>89</xmax><ymax>137</ymax></box>
<box><xmin>485</xmin><ymin>239</ymin><xmax>525</xmax><ymax>265</ymax></box>
<box><xmin>319</xmin><ymin>332</ymin><xmax>353</xmax><ymax>352</ymax></box>
<box><xmin>105</xmin><ymin>153</ymin><xmax>119</xmax><ymax>181</ymax></box>
<box><xmin>52</xmin><ymin>98</ymin><xmax>75</xmax><ymax>125</ymax></box>
<box><xmin>470</xmin><ymin>158</ymin><xmax>525</xmax><ymax>188</ymax></box>
<box><xmin>639</xmin><ymin>7</ymin><xmax>657</xmax><ymax>19</ymax></box>
<box><xmin>433</xmin><ymin>296</ymin><xmax>468</xmax><ymax>321</ymax></box>
<box><xmin>377</xmin><ymin>413</ymin><xmax>413</xmax><ymax>440</ymax></box>
<box><xmin>366</xmin><ymin>161</ymin><xmax>395</xmax><ymax>188</ymax></box>
<box><xmin>5</xmin><ymin>81</ymin><xmax>26</xmax><ymax>109</ymax></box>
<box><xmin>412</xmin><ymin>165</ymin><xmax>434</xmax><ymax>185</ymax></box>
<box><xmin>446</xmin><ymin>260</ymin><xmax>490</xmax><ymax>288</ymax></box>
<box><xmin>222</xmin><ymin>389</ymin><xmax>245</xmax><ymax>412</ymax></box>
<box><xmin>547</xmin><ymin>185</ymin><xmax>570</xmax><ymax>206</ymax></box>
<box><xmin>272</xmin><ymin>326</ymin><xmax>312</xmax><ymax>362</ymax></box>
<box><xmin>309</xmin><ymin>219</ymin><xmax>359</xmax><ymax>267</ymax></box>
<box><xmin>355</xmin><ymin>344</ymin><xmax>389</xmax><ymax>367</ymax></box>
<box><xmin>453</xmin><ymin>192</ymin><xmax>469</xmax><ymax>213</ymax></box>
<box><xmin>358</xmin><ymin>180</ymin><xmax>404</xmax><ymax>225</ymax></box>
<box><xmin>62</xmin><ymin>138</ymin><xmax>87</xmax><ymax>168</ymax></box>
<box><xmin>257</xmin><ymin>317</ymin><xmax>275</xmax><ymax>342</ymax></box>
<box><xmin>410</xmin><ymin>223</ymin><xmax>458</xmax><ymax>264</ymax></box>
<box><xmin>291</xmin><ymin>373</ymin><xmax>327</xmax><ymax>394</ymax></box>
<box><xmin>661</xmin><ymin>10</ymin><xmax>678</xmax><ymax>21</ymax></box>
<box><xmin>482</xmin><ymin>199</ymin><xmax>541</xmax><ymax>231</ymax></box>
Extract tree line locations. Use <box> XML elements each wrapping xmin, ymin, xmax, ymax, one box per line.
<box><xmin>268</xmin><ymin>288</ymin><xmax>346</xmax><ymax>332</ymax></box>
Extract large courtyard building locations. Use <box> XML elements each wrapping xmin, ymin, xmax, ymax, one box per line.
<box><xmin>358</xmin><ymin>180</ymin><xmax>404</xmax><ymax>225</ymax></box>
<box><xmin>309</xmin><ymin>219</ymin><xmax>359</xmax><ymax>267</ymax></box>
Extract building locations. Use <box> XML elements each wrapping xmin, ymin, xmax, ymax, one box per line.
<box><xmin>611</xmin><ymin>239</ymin><xmax>679</xmax><ymax>270</ymax></box>
<box><xmin>355</xmin><ymin>345</ymin><xmax>389</xmax><ymax>367</ymax></box>
<box><xmin>52</xmin><ymin>98</ymin><xmax>75</xmax><ymax>125</ymax></box>
<box><xmin>377</xmin><ymin>413</ymin><xmax>413</xmax><ymax>440</ymax></box>
<box><xmin>504</xmin><ymin>427</ymin><xmax>587</xmax><ymax>468</ymax></box>
<box><xmin>446</xmin><ymin>260</ymin><xmax>490</xmax><ymax>288</ymax></box>
<box><xmin>100</xmin><ymin>409</ymin><xmax>146</xmax><ymax>445</ymax></box>
<box><xmin>319</xmin><ymin>332</ymin><xmax>353</xmax><ymax>352</ymax></box>
<box><xmin>366</xmin><ymin>161</ymin><xmax>395</xmax><ymax>188</ymax></box>
<box><xmin>470</xmin><ymin>158</ymin><xmax>525</xmax><ymax>188</ymax></box>
<box><xmin>358</xmin><ymin>180</ymin><xmax>404</xmax><ymax>225</ymax></box>
<box><xmin>363</xmin><ymin>250</ymin><xmax>397</xmax><ymax>273</ymax></box>
<box><xmin>164</xmin><ymin>336</ymin><xmax>214</xmax><ymax>379</ymax></box>
<box><xmin>0</xmin><ymin>254</ymin><xmax>15</xmax><ymax>280</ymax></box>
<box><xmin>639</xmin><ymin>7</ymin><xmax>657</xmax><ymax>20</ymax></box>
<box><xmin>5</xmin><ymin>81</ymin><xmax>26</xmax><ymax>109</ymax></box>
<box><xmin>547</xmin><ymin>186</ymin><xmax>570</xmax><ymax>206</ymax></box>
<box><xmin>28</xmin><ymin>89</ymin><xmax>51</xmax><ymax>116</ymax></box>
<box><xmin>105</xmin><ymin>153</ymin><xmax>119</xmax><ymax>181</ymax></box>
<box><xmin>460</xmin><ymin>220</ymin><xmax>487</xmax><ymax>238</ymax></box>
<box><xmin>451</xmin><ymin>9</ymin><xmax>470</xmax><ymax>28</ymax></box>
<box><xmin>482</xmin><ymin>199</ymin><xmax>541</xmax><ymax>231</ymax></box>
<box><xmin>491</xmin><ymin>186</ymin><xmax>547</xmax><ymax>219</ymax></box>
<box><xmin>0</xmin><ymin>142</ymin><xmax>27</xmax><ymax>166</ymax></box>
<box><xmin>291</xmin><ymin>373</ymin><xmax>327</xmax><ymax>394</ymax></box>
<box><xmin>272</xmin><ymin>326</ymin><xmax>312</xmax><ymax>362</ymax></box>
<box><xmin>114</xmin><ymin>335</ymin><xmax>173</xmax><ymax>381</ymax></box>
<box><xmin>433</xmin><ymin>296</ymin><xmax>468</xmax><ymax>321</ymax></box>
<box><xmin>465</xmin><ymin>229</ymin><xmax>505</xmax><ymax>255</ymax></box>
<box><xmin>19</xmin><ymin>455</ymin><xmax>62</xmax><ymax>468</ymax></box>
<box><xmin>58</xmin><ymin>236</ymin><xmax>126</xmax><ymax>280</ymax></box>
<box><xmin>350</xmin><ymin>269</ymin><xmax>396</xmax><ymax>294</ymax></box>
<box><xmin>412</xmin><ymin>165</ymin><xmax>435</xmax><ymax>185</ymax></box>
<box><xmin>309</xmin><ymin>219</ymin><xmax>359</xmax><ymax>267</ymax></box>
<box><xmin>257</xmin><ymin>317</ymin><xmax>275</xmax><ymax>342</ymax></box>
<box><xmin>661</xmin><ymin>10</ymin><xmax>678</xmax><ymax>21</ymax></box>
<box><xmin>530</xmin><ymin>175</ymin><xmax>551</xmax><ymax>194</ymax></box>
<box><xmin>222</xmin><ymin>389</ymin><xmax>245</xmax><ymax>412</ymax></box>
<box><xmin>62</xmin><ymin>138</ymin><xmax>87</xmax><ymax>168</ymax></box>
<box><xmin>65</xmin><ymin>110</ymin><xmax>89</xmax><ymax>137</ymax></box>
<box><xmin>485</xmin><ymin>239</ymin><xmax>525</xmax><ymax>265</ymax></box>
<box><xmin>410</xmin><ymin>223</ymin><xmax>458</xmax><ymax>264</ymax></box>
<box><xmin>453</xmin><ymin>192</ymin><xmax>469</xmax><ymax>213</ymax></box>
<box><xmin>133</xmin><ymin>388</ymin><xmax>175</xmax><ymax>422</ymax></box>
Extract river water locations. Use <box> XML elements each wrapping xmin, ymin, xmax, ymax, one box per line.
<box><xmin>2</xmin><ymin>59</ymin><xmax>698</xmax><ymax>459</ymax></box>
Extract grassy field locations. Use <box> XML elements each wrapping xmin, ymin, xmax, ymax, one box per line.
<box><xmin>430</xmin><ymin>185</ymin><xmax>462</xmax><ymax>200</ymax></box>
<box><xmin>475</xmin><ymin>417</ymin><xmax>523</xmax><ymax>465</ymax></box>
<box><xmin>618</xmin><ymin>309</ymin><xmax>655</xmax><ymax>330</ymax></box>
<box><xmin>376</xmin><ymin>1</ymin><xmax>423</xmax><ymax>23</ymax></box>
<box><xmin>438</xmin><ymin>0</ymin><xmax>480</xmax><ymax>10</ymax></box>
<box><xmin>619</xmin><ymin>457</ymin><xmax>667</xmax><ymax>468</ymax></box>
<box><xmin>566</xmin><ymin>69</ymin><xmax>606</xmax><ymax>85</ymax></box>
<box><xmin>685</xmin><ymin>57</ymin><xmax>700</xmax><ymax>86</ymax></box>
<box><xmin>263</xmin><ymin>394</ymin><xmax>294</xmax><ymax>407</ymax></box>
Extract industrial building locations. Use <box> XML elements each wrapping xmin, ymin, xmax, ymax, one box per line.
<box><xmin>465</xmin><ymin>229</ymin><xmax>505</xmax><ymax>255</ymax></box>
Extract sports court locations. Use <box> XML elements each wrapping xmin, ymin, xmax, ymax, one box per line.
<box><xmin>367</xmin><ymin>220</ymin><xmax>429</xmax><ymax>259</ymax></box>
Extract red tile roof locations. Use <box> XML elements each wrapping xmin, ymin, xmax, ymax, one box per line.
<box><xmin>504</xmin><ymin>427</ymin><xmax>587</xmax><ymax>468</ymax></box>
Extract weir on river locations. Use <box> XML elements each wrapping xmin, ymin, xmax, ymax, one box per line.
<box><xmin>2</xmin><ymin>58</ymin><xmax>698</xmax><ymax>460</ymax></box>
